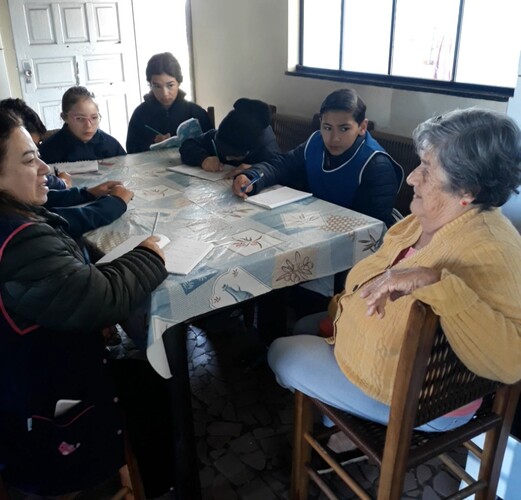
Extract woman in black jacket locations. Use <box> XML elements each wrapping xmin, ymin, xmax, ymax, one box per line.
<box><xmin>0</xmin><ymin>110</ymin><xmax>168</xmax><ymax>496</ymax></box>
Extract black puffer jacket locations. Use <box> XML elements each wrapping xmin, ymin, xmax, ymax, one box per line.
<box><xmin>0</xmin><ymin>207</ymin><xmax>167</xmax><ymax>495</ymax></box>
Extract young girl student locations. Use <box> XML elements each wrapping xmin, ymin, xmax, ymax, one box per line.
<box><xmin>39</xmin><ymin>86</ymin><xmax>126</xmax><ymax>164</ymax></box>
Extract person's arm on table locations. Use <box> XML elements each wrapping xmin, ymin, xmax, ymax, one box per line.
<box><xmin>232</xmin><ymin>143</ymin><xmax>307</xmax><ymax>198</ymax></box>
<box><xmin>1</xmin><ymin>224</ymin><xmax>167</xmax><ymax>333</ymax></box>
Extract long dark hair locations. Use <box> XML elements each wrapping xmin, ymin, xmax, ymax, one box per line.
<box><xmin>0</xmin><ymin>109</ymin><xmax>41</xmax><ymax>219</ymax></box>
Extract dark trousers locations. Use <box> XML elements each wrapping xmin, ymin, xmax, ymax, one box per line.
<box><xmin>110</xmin><ymin>359</ymin><xmax>176</xmax><ymax>498</ymax></box>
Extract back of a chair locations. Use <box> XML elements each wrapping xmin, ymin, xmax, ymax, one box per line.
<box><xmin>207</xmin><ymin>106</ymin><xmax>216</xmax><ymax>129</ymax></box>
<box><xmin>414</xmin><ymin>326</ymin><xmax>502</xmax><ymax>427</ymax></box>
<box><xmin>388</xmin><ymin>302</ymin><xmax>502</xmax><ymax>429</ymax></box>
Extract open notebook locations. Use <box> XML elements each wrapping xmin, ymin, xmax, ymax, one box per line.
<box><xmin>149</xmin><ymin>118</ymin><xmax>203</xmax><ymax>150</ymax></box>
<box><xmin>97</xmin><ymin>234</ymin><xmax>213</xmax><ymax>275</ymax></box>
<box><xmin>245</xmin><ymin>185</ymin><xmax>312</xmax><ymax>209</ymax></box>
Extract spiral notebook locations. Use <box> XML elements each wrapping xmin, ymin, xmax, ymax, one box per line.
<box><xmin>245</xmin><ymin>185</ymin><xmax>312</xmax><ymax>209</ymax></box>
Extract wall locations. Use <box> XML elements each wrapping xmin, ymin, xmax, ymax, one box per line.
<box><xmin>190</xmin><ymin>0</ymin><xmax>507</xmax><ymax>135</ymax></box>
<box><xmin>0</xmin><ymin>0</ymin><xmax>21</xmax><ymax>97</ymax></box>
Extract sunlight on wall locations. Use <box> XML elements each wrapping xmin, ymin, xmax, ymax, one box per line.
<box><xmin>133</xmin><ymin>0</ymin><xmax>193</xmax><ymax>101</ymax></box>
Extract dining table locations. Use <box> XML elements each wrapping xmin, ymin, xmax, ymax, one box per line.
<box><xmin>66</xmin><ymin>149</ymin><xmax>386</xmax><ymax>499</ymax></box>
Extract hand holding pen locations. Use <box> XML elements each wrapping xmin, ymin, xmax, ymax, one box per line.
<box><xmin>145</xmin><ymin>124</ymin><xmax>171</xmax><ymax>144</ymax></box>
<box><xmin>232</xmin><ymin>172</ymin><xmax>264</xmax><ymax>199</ymax></box>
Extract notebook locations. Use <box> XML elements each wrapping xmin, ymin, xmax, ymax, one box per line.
<box><xmin>52</xmin><ymin>160</ymin><xmax>99</xmax><ymax>175</ymax></box>
<box><xmin>162</xmin><ymin>236</ymin><xmax>214</xmax><ymax>275</ymax></box>
<box><xmin>149</xmin><ymin>118</ymin><xmax>203</xmax><ymax>150</ymax></box>
<box><xmin>245</xmin><ymin>185</ymin><xmax>313</xmax><ymax>209</ymax></box>
<box><xmin>167</xmin><ymin>164</ymin><xmax>235</xmax><ymax>181</ymax></box>
<box><xmin>97</xmin><ymin>234</ymin><xmax>213</xmax><ymax>275</ymax></box>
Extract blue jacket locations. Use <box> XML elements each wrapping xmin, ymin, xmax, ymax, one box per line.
<box><xmin>39</xmin><ymin>126</ymin><xmax>126</xmax><ymax>164</ymax></box>
<box><xmin>244</xmin><ymin>131</ymin><xmax>403</xmax><ymax>227</ymax></box>
<box><xmin>0</xmin><ymin>207</ymin><xmax>167</xmax><ymax>495</ymax></box>
<box><xmin>45</xmin><ymin>188</ymin><xmax>127</xmax><ymax>238</ymax></box>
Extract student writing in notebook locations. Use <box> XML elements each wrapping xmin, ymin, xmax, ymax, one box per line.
<box><xmin>39</xmin><ymin>86</ymin><xmax>126</xmax><ymax>164</ymax></box>
<box><xmin>232</xmin><ymin>88</ymin><xmax>403</xmax><ymax>228</ymax></box>
<box><xmin>126</xmin><ymin>52</ymin><xmax>212</xmax><ymax>153</ymax></box>
<box><xmin>233</xmin><ymin>89</ymin><xmax>404</xmax><ymax>367</ymax></box>
<box><xmin>180</xmin><ymin>97</ymin><xmax>280</xmax><ymax>173</ymax></box>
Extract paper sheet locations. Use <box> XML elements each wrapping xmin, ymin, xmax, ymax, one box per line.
<box><xmin>167</xmin><ymin>164</ymin><xmax>235</xmax><ymax>181</ymax></box>
<box><xmin>52</xmin><ymin>160</ymin><xmax>99</xmax><ymax>175</ymax></box>
<box><xmin>162</xmin><ymin>236</ymin><xmax>214</xmax><ymax>275</ymax></box>
<box><xmin>245</xmin><ymin>185</ymin><xmax>312</xmax><ymax>209</ymax></box>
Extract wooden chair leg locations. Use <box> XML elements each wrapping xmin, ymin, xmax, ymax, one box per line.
<box><xmin>0</xmin><ymin>475</ymin><xmax>8</xmax><ymax>500</ymax></box>
<box><xmin>121</xmin><ymin>432</ymin><xmax>146</xmax><ymax>500</ymax></box>
<box><xmin>476</xmin><ymin>385</ymin><xmax>521</xmax><ymax>500</ymax></box>
<box><xmin>291</xmin><ymin>391</ymin><xmax>314</xmax><ymax>500</ymax></box>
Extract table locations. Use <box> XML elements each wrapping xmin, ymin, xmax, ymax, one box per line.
<box><xmin>72</xmin><ymin>149</ymin><xmax>385</xmax><ymax>498</ymax></box>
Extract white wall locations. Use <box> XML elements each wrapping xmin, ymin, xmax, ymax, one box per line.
<box><xmin>0</xmin><ymin>31</ymin><xmax>11</xmax><ymax>99</ymax></box>
<box><xmin>0</xmin><ymin>0</ymin><xmax>21</xmax><ymax>97</ymax></box>
<box><xmin>190</xmin><ymin>0</ymin><xmax>507</xmax><ymax>135</ymax></box>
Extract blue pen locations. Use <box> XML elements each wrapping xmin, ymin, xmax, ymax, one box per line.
<box><xmin>241</xmin><ymin>172</ymin><xmax>264</xmax><ymax>192</ymax></box>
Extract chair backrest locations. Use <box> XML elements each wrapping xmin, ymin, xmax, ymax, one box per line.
<box><xmin>207</xmin><ymin>106</ymin><xmax>216</xmax><ymax>129</ymax></box>
<box><xmin>371</xmin><ymin>131</ymin><xmax>419</xmax><ymax>217</ymax></box>
<box><xmin>388</xmin><ymin>302</ymin><xmax>503</xmax><ymax>429</ymax></box>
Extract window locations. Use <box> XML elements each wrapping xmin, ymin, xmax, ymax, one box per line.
<box><xmin>296</xmin><ymin>0</ymin><xmax>521</xmax><ymax>101</ymax></box>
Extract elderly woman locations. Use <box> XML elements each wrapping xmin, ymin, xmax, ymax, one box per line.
<box><xmin>268</xmin><ymin>108</ymin><xmax>521</xmax><ymax>437</ymax></box>
<box><xmin>0</xmin><ymin>109</ymin><xmax>167</xmax><ymax>496</ymax></box>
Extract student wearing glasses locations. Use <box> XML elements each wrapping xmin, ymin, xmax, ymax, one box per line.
<box><xmin>126</xmin><ymin>52</ymin><xmax>212</xmax><ymax>153</ymax></box>
<box><xmin>39</xmin><ymin>86</ymin><xmax>126</xmax><ymax>164</ymax></box>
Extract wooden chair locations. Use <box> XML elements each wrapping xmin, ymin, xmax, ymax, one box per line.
<box><xmin>291</xmin><ymin>301</ymin><xmax>521</xmax><ymax>499</ymax></box>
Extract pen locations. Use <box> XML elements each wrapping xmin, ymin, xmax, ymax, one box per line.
<box><xmin>54</xmin><ymin>166</ymin><xmax>59</xmax><ymax>176</ymax></box>
<box><xmin>212</xmin><ymin>139</ymin><xmax>219</xmax><ymax>159</ymax></box>
<box><xmin>151</xmin><ymin>212</ymin><xmax>160</xmax><ymax>235</ymax></box>
<box><xmin>241</xmin><ymin>172</ymin><xmax>264</xmax><ymax>192</ymax></box>
<box><xmin>145</xmin><ymin>124</ymin><xmax>163</xmax><ymax>135</ymax></box>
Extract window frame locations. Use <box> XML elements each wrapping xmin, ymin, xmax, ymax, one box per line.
<box><xmin>292</xmin><ymin>0</ymin><xmax>516</xmax><ymax>102</ymax></box>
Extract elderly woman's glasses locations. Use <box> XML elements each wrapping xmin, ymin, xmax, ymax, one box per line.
<box><xmin>69</xmin><ymin>114</ymin><xmax>102</xmax><ymax>125</ymax></box>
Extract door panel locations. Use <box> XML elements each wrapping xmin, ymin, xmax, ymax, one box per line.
<box><xmin>9</xmin><ymin>0</ymin><xmax>140</xmax><ymax>147</ymax></box>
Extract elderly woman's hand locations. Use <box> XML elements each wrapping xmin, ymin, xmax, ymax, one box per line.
<box><xmin>360</xmin><ymin>267</ymin><xmax>441</xmax><ymax>318</ymax></box>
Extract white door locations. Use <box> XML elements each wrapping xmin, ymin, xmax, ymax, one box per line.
<box><xmin>8</xmin><ymin>0</ymin><xmax>141</xmax><ymax>147</ymax></box>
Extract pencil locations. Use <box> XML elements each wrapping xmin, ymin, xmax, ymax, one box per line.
<box><xmin>151</xmin><ymin>211</ymin><xmax>160</xmax><ymax>235</ymax></box>
<box><xmin>145</xmin><ymin>124</ymin><xmax>163</xmax><ymax>135</ymax></box>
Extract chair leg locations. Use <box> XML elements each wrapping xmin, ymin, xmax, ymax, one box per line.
<box><xmin>0</xmin><ymin>475</ymin><xmax>8</xmax><ymax>500</ymax></box>
<box><xmin>476</xmin><ymin>385</ymin><xmax>520</xmax><ymax>500</ymax></box>
<box><xmin>123</xmin><ymin>432</ymin><xmax>146</xmax><ymax>500</ymax></box>
<box><xmin>291</xmin><ymin>391</ymin><xmax>314</xmax><ymax>500</ymax></box>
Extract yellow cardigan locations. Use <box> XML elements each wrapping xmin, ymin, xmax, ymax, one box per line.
<box><xmin>332</xmin><ymin>208</ymin><xmax>521</xmax><ymax>405</ymax></box>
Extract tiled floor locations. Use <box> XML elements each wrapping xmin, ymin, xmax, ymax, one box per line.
<box><xmin>184</xmin><ymin>310</ymin><xmax>472</xmax><ymax>500</ymax></box>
